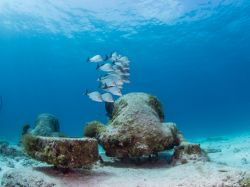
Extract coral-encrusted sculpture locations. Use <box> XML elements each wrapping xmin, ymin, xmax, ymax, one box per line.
<box><xmin>22</xmin><ymin>135</ymin><xmax>99</xmax><ymax>168</ymax></box>
<box><xmin>84</xmin><ymin>92</ymin><xmax>206</xmax><ymax>161</ymax></box>
<box><xmin>29</xmin><ymin>113</ymin><xmax>64</xmax><ymax>137</ymax></box>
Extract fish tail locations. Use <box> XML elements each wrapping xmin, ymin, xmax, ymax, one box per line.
<box><xmin>98</xmin><ymin>82</ymin><xmax>103</xmax><ymax>89</ymax></box>
<box><xmin>97</xmin><ymin>75</ymin><xmax>102</xmax><ymax>82</ymax></box>
<box><xmin>86</xmin><ymin>57</ymin><xmax>90</xmax><ymax>62</ymax></box>
<box><xmin>96</xmin><ymin>63</ymin><xmax>100</xmax><ymax>70</ymax></box>
<box><xmin>84</xmin><ymin>89</ymin><xmax>89</xmax><ymax>95</ymax></box>
<box><xmin>104</xmin><ymin>55</ymin><xmax>109</xmax><ymax>61</ymax></box>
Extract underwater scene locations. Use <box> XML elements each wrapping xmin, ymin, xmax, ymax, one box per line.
<box><xmin>0</xmin><ymin>0</ymin><xmax>250</xmax><ymax>186</ymax></box>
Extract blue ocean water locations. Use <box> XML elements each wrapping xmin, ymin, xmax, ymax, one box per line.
<box><xmin>0</xmin><ymin>0</ymin><xmax>249</xmax><ymax>142</ymax></box>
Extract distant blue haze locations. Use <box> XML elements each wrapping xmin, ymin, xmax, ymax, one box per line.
<box><xmin>0</xmin><ymin>0</ymin><xmax>249</xmax><ymax>141</ymax></box>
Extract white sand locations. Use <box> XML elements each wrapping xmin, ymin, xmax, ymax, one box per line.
<box><xmin>1</xmin><ymin>132</ymin><xmax>250</xmax><ymax>187</ymax></box>
<box><xmin>2</xmin><ymin>160</ymin><xmax>248</xmax><ymax>187</ymax></box>
<box><xmin>194</xmin><ymin>132</ymin><xmax>250</xmax><ymax>170</ymax></box>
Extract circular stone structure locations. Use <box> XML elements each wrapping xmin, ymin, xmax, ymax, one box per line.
<box><xmin>30</xmin><ymin>113</ymin><xmax>61</xmax><ymax>137</ymax></box>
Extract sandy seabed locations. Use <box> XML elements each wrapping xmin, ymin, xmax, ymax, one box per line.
<box><xmin>1</xmin><ymin>132</ymin><xmax>250</xmax><ymax>187</ymax></box>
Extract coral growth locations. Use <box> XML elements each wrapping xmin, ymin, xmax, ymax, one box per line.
<box><xmin>22</xmin><ymin>135</ymin><xmax>99</xmax><ymax>168</ymax></box>
<box><xmin>240</xmin><ymin>177</ymin><xmax>250</xmax><ymax>187</ymax></box>
<box><xmin>109</xmin><ymin>98</ymin><xmax>128</xmax><ymax>122</ymax></box>
<box><xmin>1</xmin><ymin>169</ymin><xmax>61</xmax><ymax>187</ymax></box>
<box><xmin>148</xmin><ymin>95</ymin><xmax>165</xmax><ymax>122</ymax></box>
<box><xmin>171</xmin><ymin>143</ymin><xmax>208</xmax><ymax>165</ymax></box>
<box><xmin>87</xmin><ymin>92</ymin><xmax>204</xmax><ymax>161</ymax></box>
<box><xmin>0</xmin><ymin>141</ymin><xmax>24</xmax><ymax>158</ymax></box>
<box><xmin>84</xmin><ymin>121</ymin><xmax>106</xmax><ymax>138</ymax></box>
<box><xmin>22</xmin><ymin>134</ymin><xmax>39</xmax><ymax>156</ymax></box>
<box><xmin>30</xmin><ymin>113</ymin><xmax>63</xmax><ymax>137</ymax></box>
<box><xmin>21</xmin><ymin>124</ymin><xmax>30</xmax><ymax>136</ymax></box>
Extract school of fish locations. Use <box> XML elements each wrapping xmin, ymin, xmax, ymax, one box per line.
<box><xmin>85</xmin><ymin>52</ymin><xmax>130</xmax><ymax>103</ymax></box>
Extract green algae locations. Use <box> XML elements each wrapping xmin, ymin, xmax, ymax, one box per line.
<box><xmin>240</xmin><ymin>177</ymin><xmax>250</xmax><ymax>187</ymax></box>
<box><xmin>148</xmin><ymin>95</ymin><xmax>164</xmax><ymax>122</ymax></box>
<box><xmin>21</xmin><ymin>124</ymin><xmax>30</xmax><ymax>136</ymax></box>
<box><xmin>84</xmin><ymin>120</ymin><xmax>106</xmax><ymax>138</ymax></box>
<box><xmin>109</xmin><ymin>99</ymin><xmax>128</xmax><ymax>123</ymax></box>
<box><xmin>22</xmin><ymin>134</ymin><xmax>39</xmax><ymax>155</ymax></box>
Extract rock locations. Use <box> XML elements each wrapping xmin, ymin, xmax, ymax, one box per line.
<box><xmin>85</xmin><ymin>92</ymin><xmax>206</xmax><ymax>161</ymax></box>
<box><xmin>85</xmin><ymin>93</ymin><xmax>185</xmax><ymax>158</ymax></box>
<box><xmin>21</xmin><ymin>124</ymin><xmax>31</xmax><ymax>136</ymax></box>
<box><xmin>84</xmin><ymin>120</ymin><xmax>106</xmax><ymax>138</ymax></box>
<box><xmin>105</xmin><ymin>102</ymin><xmax>115</xmax><ymax>119</ymax></box>
<box><xmin>30</xmin><ymin>113</ymin><xmax>64</xmax><ymax>137</ymax></box>
<box><xmin>241</xmin><ymin>157</ymin><xmax>248</xmax><ymax>165</ymax></box>
<box><xmin>22</xmin><ymin>135</ymin><xmax>99</xmax><ymax>168</ymax></box>
<box><xmin>0</xmin><ymin>141</ymin><xmax>9</xmax><ymax>155</ymax></box>
<box><xmin>6</xmin><ymin>160</ymin><xmax>15</xmax><ymax>168</ymax></box>
<box><xmin>240</xmin><ymin>177</ymin><xmax>250</xmax><ymax>187</ymax></box>
<box><xmin>0</xmin><ymin>141</ymin><xmax>25</xmax><ymax>157</ymax></box>
<box><xmin>1</xmin><ymin>169</ymin><xmax>61</xmax><ymax>187</ymax></box>
<box><xmin>171</xmin><ymin>143</ymin><xmax>207</xmax><ymax>165</ymax></box>
<box><xmin>233</xmin><ymin>148</ymin><xmax>241</xmax><ymax>153</ymax></box>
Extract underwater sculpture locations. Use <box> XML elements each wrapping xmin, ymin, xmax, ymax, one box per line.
<box><xmin>85</xmin><ymin>52</ymin><xmax>130</xmax><ymax>103</ymax></box>
<box><xmin>84</xmin><ymin>92</ymin><xmax>206</xmax><ymax>162</ymax></box>
<box><xmin>22</xmin><ymin>135</ymin><xmax>99</xmax><ymax>168</ymax></box>
<box><xmin>24</xmin><ymin>113</ymin><xmax>65</xmax><ymax>137</ymax></box>
<box><xmin>21</xmin><ymin>113</ymin><xmax>99</xmax><ymax>168</ymax></box>
<box><xmin>20</xmin><ymin>53</ymin><xmax>203</xmax><ymax>169</ymax></box>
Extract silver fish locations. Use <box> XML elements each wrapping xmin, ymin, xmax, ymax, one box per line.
<box><xmin>100</xmin><ymin>74</ymin><xmax>124</xmax><ymax>86</ymax></box>
<box><xmin>87</xmin><ymin>55</ymin><xmax>103</xmax><ymax>63</ymax></box>
<box><xmin>97</xmin><ymin>63</ymin><xmax>114</xmax><ymax>72</ymax></box>
<box><xmin>112</xmin><ymin>64</ymin><xmax>127</xmax><ymax>72</ymax></box>
<box><xmin>119</xmin><ymin>67</ymin><xmax>130</xmax><ymax>74</ymax></box>
<box><xmin>99</xmin><ymin>78</ymin><xmax>117</xmax><ymax>88</ymax></box>
<box><xmin>113</xmin><ymin>61</ymin><xmax>123</xmax><ymax>66</ymax></box>
<box><xmin>110</xmin><ymin>52</ymin><xmax>121</xmax><ymax>62</ymax></box>
<box><xmin>101</xmin><ymin>93</ymin><xmax>114</xmax><ymax>103</ymax></box>
<box><xmin>104</xmin><ymin>86</ymin><xmax>122</xmax><ymax>96</ymax></box>
<box><xmin>114</xmin><ymin>69</ymin><xmax>130</xmax><ymax>76</ymax></box>
<box><xmin>101</xmin><ymin>73</ymin><xmax>121</xmax><ymax>79</ymax></box>
<box><xmin>120</xmin><ymin>74</ymin><xmax>130</xmax><ymax>80</ymax></box>
<box><xmin>118</xmin><ymin>56</ymin><xmax>130</xmax><ymax>63</ymax></box>
<box><xmin>121</xmin><ymin>61</ymin><xmax>130</xmax><ymax>67</ymax></box>
<box><xmin>85</xmin><ymin>91</ymin><xmax>103</xmax><ymax>102</ymax></box>
<box><xmin>122</xmin><ymin>79</ymin><xmax>130</xmax><ymax>84</ymax></box>
<box><xmin>110</xmin><ymin>72</ymin><xmax>129</xmax><ymax>83</ymax></box>
<box><xmin>99</xmin><ymin>73</ymin><xmax>119</xmax><ymax>81</ymax></box>
<box><xmin>119</xmin><ymin>74</ymin><xmax>130</xmax><ymax>83</ymax></box>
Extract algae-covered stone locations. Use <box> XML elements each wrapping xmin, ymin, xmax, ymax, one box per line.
<box><xmin>22</xmin><ymin>135</ymin><xmax>99</xmax><ymax>168</ymax></box>
<box><xmin>84</xmin><ymin>120</ymin><xmax>106</xmax><ymax>138</ymax></box>
<box><xmin>86</xmin><ymin>92</ymin><xmax>206</xmax><ymax>161</ymax></box>
<box><xmin>148</xmin><ymin>95</ymin><xmax>165</xmax><ymax>122</ymax></box>
<box><xmin>30</xmin><ymin>113</ymin><xmax>62</xmax><ymax>137</ymax></box>
<box><xmin>0</xmin><ymin>141</ymin><xmax>25</xmax><ymax>157</ymax></box>
<box><xmin>95</xmin><ymin>92</ymin><xmax>182</xmax><ymax>158</ymax></box>
<box><xmin>171</xmin><ymin>143</ymin><xmax>207</xmax><ymax>165</ymax></box>
<box><xmin>240</xmin><ymin>177</ymin><xmax>250</xmax><ymax>187</ymax></box>
<box><xmin>21</xmin><ymin>124</ymin><xmax>30</xmax><ymax>136</ymax></box>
